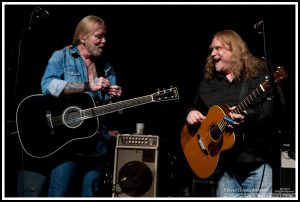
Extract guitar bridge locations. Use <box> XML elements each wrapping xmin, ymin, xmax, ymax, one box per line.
<box><xmin>46</xmin><ymin>111</ymin><xmax>53</xmax><ymax>129</ymax></box>
<box><xmin>197</xmin><ymin>134</ymin><xmax>208</xmax><ymax>156</ymax></box>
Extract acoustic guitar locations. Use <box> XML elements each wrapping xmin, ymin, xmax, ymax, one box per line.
<box><xmin>16</xmin><ymin>87</ymin><xmax>179</xmax><ymax>158</ymax></box>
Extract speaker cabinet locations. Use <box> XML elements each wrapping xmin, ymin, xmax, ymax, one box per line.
<box><xmin>112</xmin><ymin>134</ymin><xmax>159</xmax><ymax>197</ymax></box>
<box><xmin>278</xmin><ymin>150</ymin><xmax>295</xmax><ymax>196</ymax></box>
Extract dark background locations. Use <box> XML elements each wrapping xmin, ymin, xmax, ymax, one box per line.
<box><xmin>4</xmin><ymin>4</ymin><xmax>296</xmax><ymax>197</ymax></box>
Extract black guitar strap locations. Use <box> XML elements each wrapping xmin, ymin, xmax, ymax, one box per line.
<box><xmin>239</xmin><ymin>79</ymin><xmax>249</xmax><ymax>102</ymax></box>
<box><xmin>238</xmin><ymin>79</ymin><xmax>248</xmax><ymax>143</ymax></box>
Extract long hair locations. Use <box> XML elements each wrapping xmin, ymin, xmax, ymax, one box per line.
<box><xmin>204</xmin><ymin>30</ymin><xmax>264</xmax><ymax>81</ymax></box>
<box><xmin>72</xmin><ymin>15</ymin><xmax>106</xmax><ymax>45</ymax></box>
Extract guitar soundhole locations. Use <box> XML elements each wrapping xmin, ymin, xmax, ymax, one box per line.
<box><xmin>62</xmin><ymin>106</ymin><xmax>83</xmax><ymax>128</ymax></box>
<box><xmin>209</xmin><ymin>124</ymin><xmax>221</xmax><ymax>141</ymax></box>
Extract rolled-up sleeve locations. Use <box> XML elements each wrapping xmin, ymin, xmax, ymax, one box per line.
<box><xmin>41</xmin><ymin>51</ymin><xmax>68</xmax><ymax>97</ymax></box>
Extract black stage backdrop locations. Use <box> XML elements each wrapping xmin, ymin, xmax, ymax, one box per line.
<box><xmin>4</xmin><ymin>3</ymin><xmax>296</xmax><ymax>197</ymax></box>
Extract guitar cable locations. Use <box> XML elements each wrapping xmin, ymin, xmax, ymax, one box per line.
<box><xmin>110</xmin><ymin>177</ymin><xmax>128</xmax><ymax>197</ymax></box>
<box><xmin>234</xmin><ymin>163</ymin><xmax>267</xmax><ymax>197</ymax></box>
<box><xmin>19</xmin><ymin>148</ymin><xmax>25</xmax><ymax>196</ymax></box>
<box><xmin>256</xmin><ymin>163</ymin><xmax>266</xmax><ymax>196</ymax></box>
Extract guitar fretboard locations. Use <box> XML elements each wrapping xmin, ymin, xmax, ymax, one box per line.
<box><xmin>234</xmin><ymin>83</ymin><xmax>266</xmax><ymax>114</ymax></box>
<box><xmin>84</xmin><ymin>95</ymin><xmax>153</xmax><ymax>119</ymax></box>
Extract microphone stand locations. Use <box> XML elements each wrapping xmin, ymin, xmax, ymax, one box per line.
<box><xmin>255</xmin><ymin>21</ymin><xmax>290</xmax><ymax>152</ymax></box>
<box><xmin>7</xmin><ymin>6</ymin><xmax>49</xmax><ymax>132</ymax></box>
<box><xmin>255</xmin><ymin>21</ymin><xmax>286</xmax><ymax>110</ymax></box>
<box><xmin>255</xmin><ymin>21</ymin><xmax>274</xmax><ymax>84</ymax></box>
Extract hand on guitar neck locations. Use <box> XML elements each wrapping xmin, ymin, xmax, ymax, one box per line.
<box><xmin>226</xmin><ymin>106</ymin><xmax>246</xmax><ymax>128</ymax></box>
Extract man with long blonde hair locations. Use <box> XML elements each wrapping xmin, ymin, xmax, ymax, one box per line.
<box><xmin>41</xmin><ymin>15</ymin><xmax>122</xmax><ymax>197</ymax></box>
<box><xmin>185</xmin><ymin>30</ymin><xmax>274</xmax><ymax>197</ymax></box>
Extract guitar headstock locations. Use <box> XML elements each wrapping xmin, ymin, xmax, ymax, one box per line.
<box><xmin>273</xmin><ymin>66</ymin><xmax>288</xmax><ymax>83</ymax></box>
<box><xmin>262</xmin><ymin>66</ymin><xmax>288</xmax><ymax>91</ymax></box>
<box><xmin>152</xmin><ymin>87</ymin><xmax>179</xmax><ymax>102</ymax></box>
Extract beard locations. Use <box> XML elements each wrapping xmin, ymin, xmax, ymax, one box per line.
<box><xmin>87</xmin><ymin>45</ymin><xmax>104</xmax><ymax>57</ymax></box>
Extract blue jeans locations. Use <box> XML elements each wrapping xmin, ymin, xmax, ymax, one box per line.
<box><xmin>48</xmin><ymin>155</ymin><xmax>106</xmax><ymax>197</ymax></box>
<box><xmin>216</xmin><ymin>163</ymin><xmax>272</xmax><ymax>197</ymax></box>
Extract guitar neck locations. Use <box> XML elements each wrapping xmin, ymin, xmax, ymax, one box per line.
<box><xmin>233</xmin><ymin>83</ymin><xmax>267</xmax><ymax>114</ymax></box>
<box><xmin>82</xmin><ymin>95</ymin><xmax>154</xmax><ymax>119</ymax></box>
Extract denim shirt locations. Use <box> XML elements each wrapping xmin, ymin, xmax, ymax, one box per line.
<box><xmin>41</xmin><ymin>45</ymin><xmax>116</xmax><ymax>156</ymax></box>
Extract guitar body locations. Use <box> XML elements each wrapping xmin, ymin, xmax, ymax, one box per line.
<box><xmin>16</xmin><ymin>93</ymin><xmax>99</xmax><ymax>158</ymax></box>
<box><xmin>181</xmin><ymin>105</ymin><xmax>235</xmax><ymax>179</ymax></box>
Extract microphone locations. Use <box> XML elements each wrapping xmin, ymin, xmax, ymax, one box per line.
<box><xmin>35</xmin><ymin>6</ymin><xmax>50</xmax><ymax>18</ymax></box>
<box><xmin>254</xmin><ymin>21</ymin><xmax>264</xmax><ymax>31</ymax></box>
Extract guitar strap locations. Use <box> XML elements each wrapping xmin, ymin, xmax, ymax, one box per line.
<box><xmin>238</xmin><ymin>79</ymin><xmax>248</xmax><ymax>143</ymax></box>
<box><xmin>239</xmin><ymin>79</ymin><xmax>249</xmax><ymax>102</ymax></box>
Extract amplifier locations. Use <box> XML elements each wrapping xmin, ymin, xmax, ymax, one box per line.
<box><xmin>112</xmin><ymin>134</ymin><xmax>159</xmax><ymax>197</ymax></box>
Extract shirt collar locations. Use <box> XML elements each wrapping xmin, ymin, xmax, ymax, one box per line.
<box><xmin>69</xmin><ymin>45</ymin><xmax>80</xmax><ymax>58</ymax></box>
